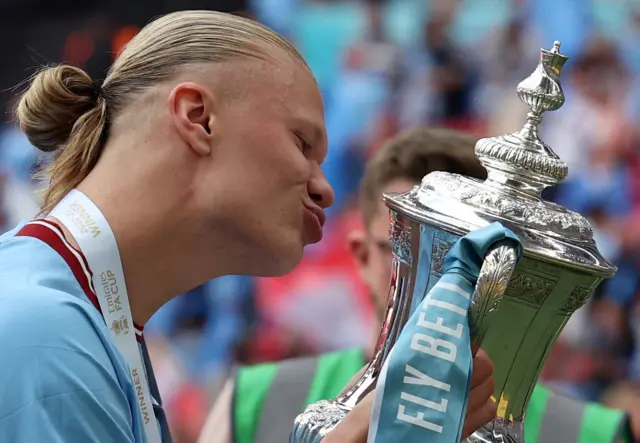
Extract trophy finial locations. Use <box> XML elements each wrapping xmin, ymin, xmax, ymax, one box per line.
<box><xmin>474</xmin><ymin>41</ymin><xmax>569</xmax><ymax>198</ymax></box>
<box><xmin>516</xmin><ymin>40</ymin><xmax>568</xmax><ymax>114</ymax></box>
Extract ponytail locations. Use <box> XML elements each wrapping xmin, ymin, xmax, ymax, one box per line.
<box><xmin>16</xmin><ymin>65</ymin><xmax>108</xmax><ymax>213</ymax></box>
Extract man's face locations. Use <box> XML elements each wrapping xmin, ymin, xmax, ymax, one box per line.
<box><xmin>190</xmin><ymin>52</ymin><xmax>334</xmax><ymax>277</ymax></box>
<box><xmin>350</xmin><ymin>178</ymin><xmax>417</xmax><ymax>320</ymax></box>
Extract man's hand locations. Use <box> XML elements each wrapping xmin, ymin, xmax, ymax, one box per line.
<box><xmin>323</xmin><ymin>392</ymin><xmax>374</xmax><ymax>443</ymax></box>
<box><xmin>462</xmin><ymin>348</ymin><xmax>497</xmax><ymax>439</ymax></box>
<box><xmin>325</xmin><ymin>349</ymin><xmax>497</xmax><ymax>443</ymax></box>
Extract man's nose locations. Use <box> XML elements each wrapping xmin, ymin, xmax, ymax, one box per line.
<box><xmin>308</xmin><ymin>169</ymin><xmax>335</xmax><ymax>209</ymax></box>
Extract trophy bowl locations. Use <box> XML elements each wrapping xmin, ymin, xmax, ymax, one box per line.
<box><xmin>290</xmin><ymin>41</ymin><xmax>616</xmax><ymax>443</ymax></box>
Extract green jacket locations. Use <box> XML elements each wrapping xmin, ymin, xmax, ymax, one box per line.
<box><xmin>232</xmin><ymin>348</ymin><xmax>632</xmax><ymax>443</ymax></box>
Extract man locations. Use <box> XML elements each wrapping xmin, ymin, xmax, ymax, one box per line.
<box><xmin>199</xmin><ymin>127</ymin><xmax>633</xmax><ymax>443</ymax></box>
<box><xmin>2</xmin><ymin>10</ymin><xmax>493</xmax><ymax>442</ymax></box>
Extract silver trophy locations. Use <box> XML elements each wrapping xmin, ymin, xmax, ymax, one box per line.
<box><xmin>290</xmin><ymin>41</ymin><xmax>616</xmax><ymax>443</ymax></box>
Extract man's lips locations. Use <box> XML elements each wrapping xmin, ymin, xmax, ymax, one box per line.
<box><xmin>304</xmin><ymin>204</ymin><xmax>326</xmax><ymax>227</ymax></box>
<box><xmin>303</xmin><ymin>205</ymin><xmax>325</xmax><ymax>243</ymax></box>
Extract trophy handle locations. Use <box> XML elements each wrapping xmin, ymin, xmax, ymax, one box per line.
<box><xmin>464</xmin><ymin>241</ymin><xmax>521</xmax><ymax>443</ymax></box>
<box><xmin>469</xmin><ymin>241</ymin><xmax>520</xmax><ymax>353</ymax></box>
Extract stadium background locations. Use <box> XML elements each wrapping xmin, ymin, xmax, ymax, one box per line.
<box><xmin>2</xmin><ymin>0</ymin><xmax>640</xmax><ymax>441</ymax></box>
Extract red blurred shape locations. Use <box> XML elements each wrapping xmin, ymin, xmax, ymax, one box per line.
<box><xmin>63</xmin><ymin>30</ymin><xmax>95</xmax><ymax>66</ymax></box>
<box><xmin>112</xmin><ymin>26</ymin><xmax>140</xmax><ymax>61</ymax></box>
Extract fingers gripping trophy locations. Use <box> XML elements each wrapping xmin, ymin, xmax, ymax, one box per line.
<box><xmin>290</xmin><ymin>42</ymin><xmax>617</xmax><ymax>443</ymax></box>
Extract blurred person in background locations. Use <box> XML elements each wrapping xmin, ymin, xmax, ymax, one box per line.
<box><xmin>199</xmin><ymin>127</ymin><xmax>634</xmax><ymax>443</ymax></box>
<box><xmin>398</xmin><ymin>9</ymin><xmax>478</xmax><ymax>131</ymax></box>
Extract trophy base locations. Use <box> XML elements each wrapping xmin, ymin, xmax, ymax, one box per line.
<box><xmin>291</xmin><ymin>400</ymin><xmax>525</xmax><ymax>443</ymax></box>
<box><xmin>289</xmin><ymin>400</ymin><xmax>349</xmax><ymax>443</ymax></box>
<box><xmin>464</xmin><ymin>418</ymin><xmax>524</xmax><ymax>443</ymax></box>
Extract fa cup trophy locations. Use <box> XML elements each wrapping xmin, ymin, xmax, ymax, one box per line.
<box><xmin>290</xmin><ymin>41</ymin><xmax>616</xmax><ymax>443</ymax></box>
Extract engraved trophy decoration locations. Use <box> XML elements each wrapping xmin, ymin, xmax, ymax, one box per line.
<box><xmin>290</xmin><ymin>41</ymin><xmax>616</xmax><ymax>443</ymax></box>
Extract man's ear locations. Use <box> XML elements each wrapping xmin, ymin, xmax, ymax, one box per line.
<box><xmin>348</xmin><ymin>229</ymin><xmax>370</xmax><ymax>282</ymax></box>
<box><xmin>168</xmin><ymin>82</ymin><xmax>217</xmax><ymax>156</ymax></box>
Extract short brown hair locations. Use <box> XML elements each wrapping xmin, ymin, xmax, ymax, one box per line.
<box><xmin>360</xmin><ymin>127</ymin><xmax>487</xmax><ymax>226</ymax></box>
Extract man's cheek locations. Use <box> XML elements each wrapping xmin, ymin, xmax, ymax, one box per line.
<box><xmin>373</xmin><ymin>256</ymin><xmax>393</xmax><ymax>297</ymax></box>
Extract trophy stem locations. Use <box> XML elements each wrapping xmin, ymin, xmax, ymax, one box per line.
<box><xmin>520</xmin><ymin>111</ymin><xmax>543</xmax><ymax>145</ymax></box>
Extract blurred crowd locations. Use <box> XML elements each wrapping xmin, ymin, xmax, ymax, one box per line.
<box><xmin>3</xmin><ymin>0</ymin><xmax>640</xmax><ymax>441</ymax></box>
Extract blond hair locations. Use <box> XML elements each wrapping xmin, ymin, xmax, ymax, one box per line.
<box><xmin>16</xmin><ymin>11</ymin><xmax>307</xmax><ymax>213</ymax></box>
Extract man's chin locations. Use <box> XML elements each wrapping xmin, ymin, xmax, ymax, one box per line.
<box><xmin>260</xmin><ymin>243</ymin><xmax>305</xmax><ymax>277</ymax></box>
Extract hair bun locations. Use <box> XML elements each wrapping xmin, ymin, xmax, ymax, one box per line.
<box><xmin>16</xmin><ymin>65</ymin><xmax>101</xmax><ymax>153</ymax></box>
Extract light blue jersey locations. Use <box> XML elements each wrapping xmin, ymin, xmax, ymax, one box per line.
<box><xmin>0</xmin><ymin>221</ymin><xmax>170</xmax><ymax>442</ymax></box>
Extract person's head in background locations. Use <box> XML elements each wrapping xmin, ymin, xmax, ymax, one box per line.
<box><xmin>349</xmin><ymin>127</ymin><xmax>486</xmax><ymax>323</ymax></box>
<box><xmin>15</xmin><ymin>11</ymin><xmax>333</xmax><ymax>321</ymax></box>
<box><xmin>571</xmin><ymin>38</ymin><xmax>628</xmax><ymax>106</ymax></box>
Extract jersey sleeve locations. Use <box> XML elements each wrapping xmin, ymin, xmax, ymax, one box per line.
<box><xmin>0</xmin><ymin>289</ymin><xmax>137</xmax><ymax>442</ymax></box>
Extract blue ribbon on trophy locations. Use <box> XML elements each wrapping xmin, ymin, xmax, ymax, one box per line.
<box><xmin>368</xmin><ymin>222</ymin><xmax>523</xmax><ymax>443</ymax></box>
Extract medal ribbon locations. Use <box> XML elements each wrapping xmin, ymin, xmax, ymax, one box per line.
<box><xmin>50</xmin><ymin>190</ymin><xmax>162</xmax><ymax>443</ymax></box>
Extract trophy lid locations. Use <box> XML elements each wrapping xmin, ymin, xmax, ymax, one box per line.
<box><xmin>383</xmin><ymin>41</ymin><xmax>616</xmax><ymax>277</ymax></box>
